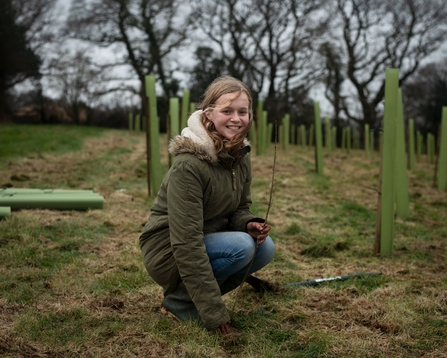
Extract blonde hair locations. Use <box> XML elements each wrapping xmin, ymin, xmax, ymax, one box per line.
<box><xmin>199</xmin><ymin>76</ymin><xmax>253</xmax><ymax>157</ymax></box>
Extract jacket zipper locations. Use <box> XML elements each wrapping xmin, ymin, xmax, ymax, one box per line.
<box><xmin>231</xmin><ymin>168</ymin><xmax>236</xmax><ymax>190</ymax></box>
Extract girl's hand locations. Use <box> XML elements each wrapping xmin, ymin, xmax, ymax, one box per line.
<box><xmin>215</xmin><ymin>322</ymin><xmax>230</xmax><ymax>335</ymax></box>
<box><xmin>247</xmin><ymin>222</ymin><xmax>271</xmax><ymax>244</ymax></box>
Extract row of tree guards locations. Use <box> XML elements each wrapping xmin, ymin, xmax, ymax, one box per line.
<box><xmin>134</xmin><ymin>74</ymin><xmax>447</xmax><ymax>255</ymax></box>
<box><xmin>0</xmin><ymin>188</ymin><xmax>104</xmax><ymax>219</ymax></box>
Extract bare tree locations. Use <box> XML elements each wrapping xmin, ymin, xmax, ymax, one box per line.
<box><xmin>191</xmin><ymin>0</ymin><xmax>328</xmax><ymax>122</ymax></box>
<box><xmin>66</xmin><ymin>0</ymin><xmax>192</xmax><ymax>106</ymax></box>
<box><xmin>402</xmin><ymin>58</ymin><xmax>447</xmax><ymax>136</ymax></box>
<box><xmin>45</xmin><ymin>48</ymin><xmax>131</xmax><ymax>124</ymax></box>
<box><xmin>0</xmin><ymin>0</ymin><xmax>57</xmax><ymax>120</ymax></box>
<box><xmin>334</xmin><ymin>0</ymin><xmax>447</xmax><ymax>127</ymax></box>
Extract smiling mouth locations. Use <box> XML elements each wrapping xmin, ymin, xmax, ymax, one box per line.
<box><xmin>227</xmin><ymin>126</ymin><xmax>241</xmax><ymax>130</ymax></box>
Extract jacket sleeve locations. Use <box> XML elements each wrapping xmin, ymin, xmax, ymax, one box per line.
<box><xmin>166</xmin><ymin>159</ymin><xmax>230</xmax><ymax>329</ymax></box>
<box><xmin>228</xmin><ymin>155</ymin><xmax>263</xmax><ymax>231</ymax></box>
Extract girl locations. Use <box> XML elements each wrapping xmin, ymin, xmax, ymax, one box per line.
<box><xmin>139</xmin><ymin>76</ymin><xmax>275</xmax><ymax>335</ymax></box>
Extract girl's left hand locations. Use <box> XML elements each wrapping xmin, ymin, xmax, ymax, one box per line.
<box><xmin>247</xmin><ymin>222</ymin><xmax>271</xmax><ymax>244</ymax></box>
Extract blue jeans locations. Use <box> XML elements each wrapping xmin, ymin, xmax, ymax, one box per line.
<box><xmin>203</xmin><ymin>231</ymin><xmax>275</xmax><ymax>281</ymax></box>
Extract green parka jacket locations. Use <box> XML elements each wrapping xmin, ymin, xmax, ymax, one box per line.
<box><xmin>139</xmin><ymin>110</ymin><xmax>264</xmax><ymax>330</ymax></box>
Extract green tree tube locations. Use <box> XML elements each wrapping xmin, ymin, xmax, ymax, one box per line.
<box><xmin>341</xmin><ymin>127</ymin><xmax>348</xmax><ymax>150</ymax></box>
<box><xmin>262</xmin><ymin>111</ymin><xmax>268</xmax><ymax>154</ymax></box>
<box><xmin>309</xmin><ymin>124</ymin><xmax>314</xmax><ymax>147</ymax></box>
<box><xmin>0</xmin><ymin>194</ymin><xmax>104</xmax><ymax>210</ymax></box>
<box><xmin>0</xmin><ymin>206</ymin><xmax>11</xmax><ymax>219</ymax></box>
<box><xmin>291</xmin><ymin>124</ymin><xmax>296</xmax><ymax>145</ymax></box>
<box><xmin>279</xmin><ymin>124</ymin><xmax>283</xmax><ymax>149</ymax></box>
<box><xmin>325</xmin><ymin>116</ymin><xmax>331</xmax><ymax>151</ymax></box>
<box><xmin>0</xmin><ymin>189</ymin><xmax>94</xmax><ymax>194</ymax></box>
<box><xmin>394</xmin><ymin>89</ymin><xmax>410</xmax><ymax>219</ymax></box>
<box><xmin>314</xmin><ymin>102</ymin><xmax>323</xmax><ymax>174</ymax></box>
<box><xmin>135</xmin><ymin>114</ymin><xmax>141</xmax><ymax>132</ymax></box>
<box><xmin>347</xmin><ymin>127</ymin><xmax>351</xmax><ymax>153</ymax></box>
<box><xmin>428</xmin><ymin>133</ymin><xmax>435</xmax><ymax>163</ymax></box>
<box><xmin>437</xmin><ymin>107</ymin><xmax>447</xmax><ymax>190</ymax></box>
<box><xmin>283</xmin><ymin>114</ymin><xmax>290</xmax><ymax>151</ymax></box>
<box><xmin>267</xmin><ymin>123</ymin><xmax>273</xmax><ymax>149</ymax></box>
<box><xmin>301</xmin><ymin>125</ymin><xmax>307</xmax><ymax>147</ymax></box>
<box><xmin>169</xmin><ymin>98</ymin><xmax>180</xmax><ymax>165</ymax></box>
<box><xmin>189</xmin><ymin>102</ymin><xmax>196</xmax><ymax>115</ymax></box>
<box><xmin>180</xmin><ymin>90</ymin><xmax>190</xmax><ymax>131</ymax></box>
<box><xmin>332</xmin><ymin>127</ymin><xmax>337</xmax><ymax>150</ymax></box>
<box><xmin>355</xmin><ymin>129</ymin><xmax>360</xmax><ymax>149</ymax></box>
<box><xmin>169</xmin><ymin>98</ymin><xmax>180</xmax><ymax>138</ymax></box>
<box><xmin>249</xmin><ymin>120</ymin><xmax>257</xmax><ymax>150</ymax></box>
<box><xmin>145</xmin><ymin>75</ymin><xmax>164</xmax><ymax>196</ymax></box>
<box><xmin>426</xmin><ymin>134</ymin><xmax>431</xmax><ymax>163</ymax></box>
<box><xmin>364</xmin><ymin>124</ymin><xmax>370</xmax><ymax>158</ymax></box>
<box><xmin>379</xmin><ymin>68</ymin><xmax>399</xmax><ymax>255</ymax></box>
<box><xmin>128</xmin><ymin>113</ymin><xmax>133</xmax><ymax>132</ymax></box>
<box><xmin>416</xmin><ymin>130</ymin><xmax>422</xmax><ymax>162</ymax></box>
<box><xmin>408</xmin><ymin>119</ymin><xmax>415</xmax><ymax>170</ymax></box>
<box><xmin>256</xmin><ymin>102</ymin><xmax>265</xmax><ymax>155</ymax></box>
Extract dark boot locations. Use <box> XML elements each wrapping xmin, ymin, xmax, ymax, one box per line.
<box><xmin>162</xmin><ymin>281</ymin><xmax>200</xmax><ymax>322</ymax></box>
<box><xmin>219</xmin><ymin>274</ymin><xmax>285</xmax><ymax>295</ymax></box>
<box><xmin>219</xmin><ymin>274</ymin><xmax>246</xmax><ymax>295</ymax></box>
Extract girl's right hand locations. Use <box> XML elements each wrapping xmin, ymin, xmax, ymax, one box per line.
<box><xmin>215</xmin><ymin>322</ymin><xmax>230</xmax><ymax>335</ymax></box>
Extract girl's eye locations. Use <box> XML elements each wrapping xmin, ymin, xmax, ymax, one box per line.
<box><xmin>239</xmin><ymin>111</ymin><xmax>247</xmax><ymax>116</ymax></box>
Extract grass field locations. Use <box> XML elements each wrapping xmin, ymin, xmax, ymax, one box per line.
<box><xmin>1</xmin><ymin>124</ymin><xmax>446</xmax><ymax>357</ymax></box>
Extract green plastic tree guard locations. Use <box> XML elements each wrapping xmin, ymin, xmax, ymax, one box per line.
<box><xmin>325</xmin><ymin>117</ymin><xmax>331</xmax><ymax>151</ymax></box>
<box><xmin>189</xmin><ymin>102</ymin><xmax>196</xmax><ymax>115</ymax></box>
<box><xmin>128</xmin><ymin>113</ymin><xmax>133</xmax><ymax>132</ymax></box>
<box><xmin>314</xmin><ymin>102</ymin><xmax>323</xmax><ymax>174</ymax></box>
<box><xmin>169</xmin><ymin>98</ymin><xmax>180</xmax><ymax>138</ymax></box>
<box><xmin>332</xmin><ymin>127</ymin><xmax>337</xmax><ymax>150</ymax></box>
<box><xmin>394</xmin><ymin>88</ymin><xmax>410</xmax><ymax>219</ymax></box>
<box><xmin>365</xmin><ymin>124</ymin><xmax>370</xmax><ymax>158</ymax></box>
<box><xmin>135</xmin><ymin>114</ymin><xmax>141</xmax><ymax>132</ymax></box>
<box><xmin>249</xmin><ymin>120</ymin><xmax>257</xmax><ymax>149</ymax></box>
<box><xmin>408</xmin><ymin>119</ymin><xmax>415</xmax><ymax>170</ymax></box>
<box><xmin>283</xmin><ymin>114</ymin><xmax>290</xmax><ymax>151</ymax></box>
<box><xmin>0</xmin><ymin>193</ymin><xmax>104</xmax><ymax>210</ymax></box>
<box><xmin>346</xmin><ymin>127</ymin><xmax>351</xmax><ymax>154</ymax></box>
<box><xmin>0</xmin><ymin>206</ymin><xmax>11</xmax><ymax>219</ymax></box>
<box><xmin>301</xmin><ymin>125</ymin><xmax>307</xmax><ymax>147</ymax></box>
<box><xmin>267</xmin><ymin>123</ymin><xmax>273</xmax><ymax>149</ymax></box>
<box><xmin>341</xmin><ymin>128</ymin><xmax>346</xmax><ymax>150</ymax></box>
<box><xmin>428</xmin><ymin>133</ymin><xmax>435</xmax><ymax>164</ymax></box>
<box><xmin>437</xmin><ymin>107</ymin><xmax>447</xmax><ymax>190</ymax></box>
<box><xmin>169</xmin><ymin>97</ymin><xmax>180</xmax><ymax>166</ymax></box>
<box><xmin>0</xmin><ymin>188</ymin><xmax>94</xmax><ymax>194</ymax></box>
<box><xmin>291</xmin><ymin>124</ymin><xmax>296</xmax><ymax>145</ymax></box>
<box><xmin>260</xmin><ymin>111</ymin><xmax>268</xmax><ymax>155</ymax></box>
<box><xmin>181</xmin><ymin>90</ymin><xmax>190</xmax><ymax>131</ymax></box>
<box><xmin>256</xmin><ymin>103</ymin><xmax>265</xmax><ymax>155</ymax></box>
<box><xmin>416</xmin><ymin>130</ymin><xmax>422</xmax><ymax>162</ymax></box>
<box><xmin>379</xmin><ymin>68</ymin><xmax>399</xmax><ymax>255</ymax></box>
<box><xmin>145</xmin><ymin>75</ymin><xmax>164</xmax><ymax>196</ymax></box>
<box><xmin>309</xmin><ymin>124</ymin><xmax>314</xmax><ymax>147</ymax></box>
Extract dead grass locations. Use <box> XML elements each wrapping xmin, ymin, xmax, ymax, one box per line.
<box><xmin>1</xmin><ymin>128</ymin><xmax>447</xmax><ymax>357</ymax></box>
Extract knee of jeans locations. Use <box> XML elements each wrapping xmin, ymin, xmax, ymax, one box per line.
<box><xmin>257</xmin><ymin>236</ymin><xmax>275</xmax><ymax>262</ymax></box>
<box><xmin>235</xmin><ymin>233</ymin><xmax>257</xmax><ymax>258</ymax></box>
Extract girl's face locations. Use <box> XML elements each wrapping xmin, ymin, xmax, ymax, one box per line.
<box><xmin>205</xmin><ymin>91</ymin><xmax>250</xmax><ymax>140</ymax></box>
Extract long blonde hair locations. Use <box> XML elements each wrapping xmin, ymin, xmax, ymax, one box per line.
<box><xmin>199</xmin><ymin>76</ymin><xmax>253</xmax><ymax>157</ymax></box>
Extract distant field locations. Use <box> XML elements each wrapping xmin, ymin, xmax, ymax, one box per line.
<box><xmin>0</xmin><ymin>124</ymin><xmax>104</xmax><ymax>161</ymax></box>
<box><xmin>1</xmin><ymin>124</ymin><xmax>446</xmax><ymax>357</ymax></box>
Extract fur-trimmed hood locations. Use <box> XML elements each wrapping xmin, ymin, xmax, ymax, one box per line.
<box><xmin>168</xmin><ymin>110</ymin><xmax>250</xmax><ymax>164</ymax></box>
